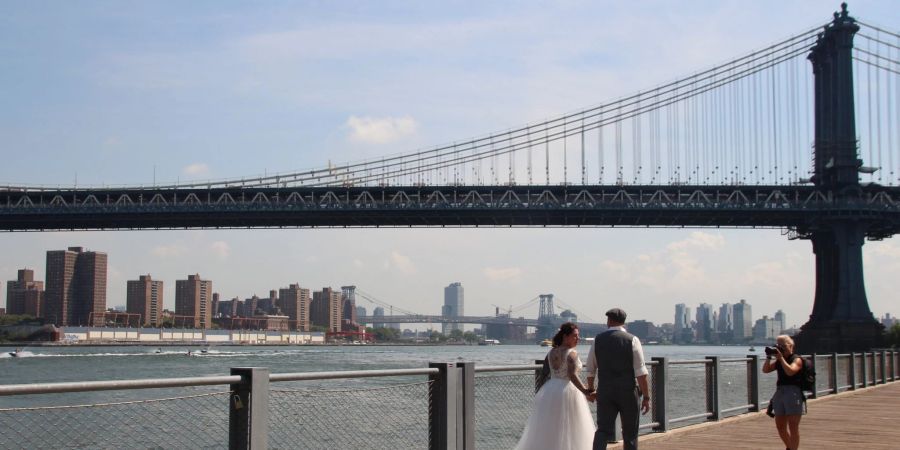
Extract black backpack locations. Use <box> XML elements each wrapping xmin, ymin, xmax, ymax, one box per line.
<box><xmin>798</xmin><ymin>356</ymin><xmax>816</xmax><ymax>393</ymax></box>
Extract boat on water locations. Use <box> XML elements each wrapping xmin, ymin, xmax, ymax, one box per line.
<box><xmin>539</xmin><ymin>339</ymin><xmax>552</xmax><ymax>347</ymax></box>
<box><xmin>749</xmin><ymin>346</ymin><xmax>756</xmax><ymax>352</ymax></box>
<box><xmin>478</xmin><ymin>339</ymin><xmax>501</xmax><ymax>346</ymax></box>
<box><xmin>8</xmin><ymin>348</ymin><xmax>22</xmax><ymax>357</ymax></box>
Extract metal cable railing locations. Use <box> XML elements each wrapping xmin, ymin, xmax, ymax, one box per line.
<box><xmin>0</xmin><ymin>351</ymin><xmax>897</xmax><ymax>449</ymax></box>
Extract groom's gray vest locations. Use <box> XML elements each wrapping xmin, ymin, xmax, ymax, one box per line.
<box><xmin>593</xmin><ymin>329</ymin><xmax>636</xmax><ymax>391</ymax></box>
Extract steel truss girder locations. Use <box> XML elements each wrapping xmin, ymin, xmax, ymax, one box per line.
<box><xmin>1</xmin><ymin>185</ymin><xmax>899</xmax><ymax>232</ymax></box>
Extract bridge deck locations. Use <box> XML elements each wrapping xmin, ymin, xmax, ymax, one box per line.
<box><xmin>613</xmin><ymin>381</ymin><xmax>900</xmax><ymax>449</ymax></box>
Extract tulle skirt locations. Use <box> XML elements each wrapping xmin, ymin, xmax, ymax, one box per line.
<box><xmin>514</xmin><ymin>378</ymin><xmax>596</xmax><ymax>450</ymax></box>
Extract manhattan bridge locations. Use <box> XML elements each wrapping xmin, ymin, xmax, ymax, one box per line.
<box><xmin>2</xmin><ymin>5</ymin><xmax>899</xmax><ymax>352</ymax></box>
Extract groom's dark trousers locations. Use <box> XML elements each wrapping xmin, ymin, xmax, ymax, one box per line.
<box><xmin>592</xmin><ymin>385</ymin><xmax>639</xmax><ymax>450</ymax></box>
<box><xmin>592</xmin><ymin>329</ymin><xmax>640</xmax><ymax>450</ymax></box>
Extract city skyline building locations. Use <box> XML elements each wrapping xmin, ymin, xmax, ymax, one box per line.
<box><xmin>732</xmin><ymin>299</ymin><xmax>753</xmax><ymax>342</ymax></box>
<box><xmin>695</xmin><ymin>303</ymin><xmax>715</xmax><ymax>343</ymax></box>
<box><xmin>373</xmin><ymin>306</ymin><xmax>385</xmax><ymax>329</ymax></box>
<box><xmin>6</xmin><ymin>269</ymin><xmax>44</xmax><ymax>317</ymax></box>
<box><xmin>44</xmin><ymin>247</ymin><xmax>107</xmax><ymax>326</ymax></box>
<box><xmin>753</xmin><ymin>315</ymin><xmax>781</xmax><ymax>341</ymax></box>
<box><xmin>674</xmin><ymin>303</ymin><xmax>692</xmax><ymax>342</ymax></box>
<box><xmin>442</xmin><ymin>282</ymin><xmax>464</xmax><ymax>335</ymax></box>
<box><xmin>773</xmin><ymin>310</ymin><xmax>786</xmax><ymax>334</ymax></box>
<box><xmin>175</xmin><ymin>274</ymin><xmax>212</xmax><ymax>328</ymax></box>
<box><xmin>279</xmin><ymin>283</ymin><xmax>311</xmax><ymax>331</ymax></box>
<box><xmin>126</xmin><ymin>275</ymin><xmax>163</xmax><ymax>327</ymax></box>
<box><xmin>717</xmin><ymin>303</ymin><xmax>733</xmax><ymax>335</ymax></box>
<box><xmin>311</xmin><ymin>287</ymin><xmax>342</xmax><ymax>332</ymax></box>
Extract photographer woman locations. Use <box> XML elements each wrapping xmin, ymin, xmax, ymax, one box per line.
<box><xmin>762</xmin><ymin>335</ymin><xmax>805</xmax><ymax>450</ymax></box>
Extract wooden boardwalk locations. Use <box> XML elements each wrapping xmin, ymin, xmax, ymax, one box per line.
<box><xmin>611</xmin><ymin>381</ymin><xmax>900</xmax><ymax>449</ymax></box>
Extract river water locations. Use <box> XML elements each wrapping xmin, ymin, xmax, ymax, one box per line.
<box><xmin>0</xmin><ymin>343</ymin><xmax>781</xmax><ymax>449</ymax></box>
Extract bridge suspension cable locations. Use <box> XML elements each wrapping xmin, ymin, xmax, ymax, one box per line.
<box><xmin>7</xmin><ymin>17</ymin><xmax>899</xmax><ymax>191</ymax></box>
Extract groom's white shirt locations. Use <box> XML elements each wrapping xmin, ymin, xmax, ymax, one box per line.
<box><xmin>584</xmin><ymin>325</ymin><xmax>649</xmax><ymax>378</ymax></box>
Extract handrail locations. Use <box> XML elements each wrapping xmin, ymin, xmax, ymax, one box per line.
<box><xmin>0</xmin><ymin>375</ymin><xmax>242</xmax><ymax>396</ymax></box>
<box><xmin>270</xmin><ymin>368</ymin><xmax>438</xmax><ymax>382</ymax></box>
<box><xmin>474</xmin><ymin>365</ymin><xmax>541</xmax><ymax>373</ymax></box>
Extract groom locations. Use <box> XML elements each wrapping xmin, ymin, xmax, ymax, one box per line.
<box><xmin>585</xmin><ymin>308</ymin><xmax>650</xmax><ymax>450</ymax></box>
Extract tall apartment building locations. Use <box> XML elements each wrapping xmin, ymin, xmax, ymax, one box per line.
<box><xmin>373</xmin><ymin>306</ymin><xmax>385</xmax><ymax>329</ymax></box>
<box><xmin>311</xmin><ymin>287</ymin><xmax>342</xmax><ymax>332</ymax></box>
<box><xmin>773</xmin><ymin>310</ymin><xmax>786</xmax><ymax>334</ymax></box>
<box><xmin>753</xmin><ymin>315</ymin><xmax>781</xmax><ymax>341</ymax></box>
<box><xmin>732</xmin><ymin>299</ymin><xmax>753</xmax><ymax>342</ymax></box>
<box><xmin>45</xmin><ymin>247</ymin><xmax>107</xmax><ymax>326</ymax></box>
<box><xmin>127</xmin><ymin>275</ymin><xmax>163</xmax><ymax>327</ymax></box>
<box><xmin>175</xmin><ymin>274</ymin><xmax>212</xmax><ymax>328</ymax></box>
<box><xmin>695</xmin><ymin>303</ymin><xmax>715</xmax><ymax>342</ymax></box>
<box><xmin>6</xmin><ymin>269</ymin><xmax>44</xmax><ymax>317</ymax></box>
<box><xmin>717</xmin><ymin>303</ymin><xmax>733</xmax><ymax>334</ymax></box>
<box><xmin>279</xmin><ymin>284</ymin><xmax>311</xmax><ymax>331</ymax></box>
<box><xmin>442</xmin><ymin>282</ymin><xmax>464</xmax><ymax>335</ymax></box>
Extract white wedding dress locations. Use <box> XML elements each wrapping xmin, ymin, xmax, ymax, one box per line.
<box><xmin>514</xmin><ymin>347</ymin><xmax>596</xmax><ymax>450</ymax></box>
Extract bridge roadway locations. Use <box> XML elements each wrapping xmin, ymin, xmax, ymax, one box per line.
<box><xmin>613</xmin><ymin>381</ymin><xmax>900</xmax><ymax>449</ymax></box>
<box><xmin>359</xmin><ymin>314</ymin><xmax>540</xmax><ymax>327</ymax></box>
<box><xmin>1</xmin><ymin>184</ymin><xmax>899</xmax><ymax>234</ymax></box>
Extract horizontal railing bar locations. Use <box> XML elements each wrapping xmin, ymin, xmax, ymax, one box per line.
<box><xmin>669</xmin><ymin>359</ymin><xmax>711</xmax><ymax>365</ymax></box>
<box><xmin>474</xmin><ymin>365</ymin><xmax>541</xmax><ymax>373</ymax></box>
<box><xmin>721</xmin><ymin>404</ymin><xmax>754</xmax><ymax>414</ymax></box>
<box><xmin>269</xmin><ymin>368</ymin><xmax>438</xmax><ymax>382</ymax></box>
<box><xmin>816</xmin><ymin>388</ymin><xmax>832</xmax><ymax>395</ymax></box>
<box><xmin>0</xmin><ymin>375</ymin><xmax>242</xmax><ymax>396</ymax></box>
<box><xmin>720</xmin><ymin>358</ymin><xmax>752</xmax><ymax>363</ymax></box>
<box><xmin>638</xmin><ymin>421</ymin><xmax>661</xmax><ymax>430</ymax></box>
<box><xmin>669</xmin><ymin>412</ymin><xmax>713</xmax><ymax>424</ymax></box>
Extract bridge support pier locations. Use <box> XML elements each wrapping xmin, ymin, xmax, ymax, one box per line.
<box><xmin>794</xmin><ymin>223</ymin><xmax>884</xmax><ymax>353</ymax></box>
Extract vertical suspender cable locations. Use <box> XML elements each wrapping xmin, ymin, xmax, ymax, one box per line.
<box><xmin>527</xmin><ymin>126</ymin><xmax>533</xmax><ymax>185</ymax></box>
<box><xmin>598</xmin><ymin>122</ymin><xmax>605</xmax><ymax>184</ymax></box>
<box><xmin>581</xmin><ymin>118</ymin><xmax>587</xmax><ymax>185</ymax></box>
<box><xmin>545</xmin><ymin>128</ymin><xmax>550</xmax><ymax>185</ymax></box>
<box><xmin>875</xmin><ymin>31</ymin><xmax>883</xmax><ymax>183</ymax></box>
<box><xmin>616</xmin><ymin>110</ymin><xmax>623</xmax><ymax>185</ymax></box>
<box><xmin>867</xmin><ymin>38</ymin><xmax>874</xmax><ymax>181</ymax></box>
<box><xmin>771</xmin><ymin>54</ymin><xmax>779</xmax><ymax>183</ymax></box>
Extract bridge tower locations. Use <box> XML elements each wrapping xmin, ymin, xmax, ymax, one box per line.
<box><xmin>536</xmin><ymin>294</ymin><xmax>559</xmax><ymax>340</ymax></box>
<box><xmin>794</xmin><ymin>3</ymin><xmax>883</xmax><ymax>353</ymax></box>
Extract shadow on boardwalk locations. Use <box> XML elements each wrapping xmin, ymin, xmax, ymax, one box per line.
<box><xmin>611</xmin><ymin>382</ymin><xmax>900</xmax><ymax>449</ymax></box>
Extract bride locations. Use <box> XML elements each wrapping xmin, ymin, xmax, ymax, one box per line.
<box><xmin>515</xmin><ymin>322</ymin><xmax>596</xmax><ymax>450</ymax></box>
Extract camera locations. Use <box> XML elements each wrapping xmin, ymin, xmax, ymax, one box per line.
<box><xmin>764</xmin><ymin>346</ymin><xmax>780</xmax><ymax>357</ymax></box>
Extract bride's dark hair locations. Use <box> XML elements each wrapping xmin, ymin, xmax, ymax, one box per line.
<box><xmin>551</xmin><ymin>322</ymin><xmax>579</xmax><ymax>347</ymax></box>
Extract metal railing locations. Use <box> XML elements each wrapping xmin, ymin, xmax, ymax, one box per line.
<box><xmin>0</xmin><ymin>351</ymin><xmax>897</xmax><ymax>449</ymax></box>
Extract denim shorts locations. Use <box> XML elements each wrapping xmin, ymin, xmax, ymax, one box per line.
<box><xmin>772</xmin><ymin>384</ymin><xmax>806</xmax><ymax>416</ymax></box>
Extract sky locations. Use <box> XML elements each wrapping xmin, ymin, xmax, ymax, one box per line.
<box><xmin>1</xmin><ymin>1</ymin><xmax>898</xmax><ymax>328</ymax></box>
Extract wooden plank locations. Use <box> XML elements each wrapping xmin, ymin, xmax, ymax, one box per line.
<box><xmin>607</xmin><ymin>382</ymin><xmax>900</xmax><ymax>449</ymax></box>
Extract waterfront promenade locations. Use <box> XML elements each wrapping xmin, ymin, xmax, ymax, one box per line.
<box><xmin>615</xmin><ymin>381</ymin><xmax>900</xmax><ymax>449</ymax></box>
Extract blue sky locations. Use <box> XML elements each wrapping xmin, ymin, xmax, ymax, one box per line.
<box><xmin>1</xmin><ymin>1</ymin><xmax>898</xmax><ymax>327</ymax></box>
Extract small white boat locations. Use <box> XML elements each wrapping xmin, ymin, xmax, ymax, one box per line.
<box><xmin>539</xmin><ymin>339</ymin><xmax>552</xmax><ymax>347</ymax></box>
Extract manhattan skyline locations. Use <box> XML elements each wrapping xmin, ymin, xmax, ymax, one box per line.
<box><xmin>1</xmin><ymin>1</ymin><xmax>898</xmax><ymax>326</ymax></box>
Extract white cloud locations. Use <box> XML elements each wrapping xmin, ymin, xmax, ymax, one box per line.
<box><xmin>386</xmin><ymin>251</ymin><xmax>416</xmax><ymax>274</ymax></box>
<box><xmin>210</xmin><ymin>241</ymin><xmax>231</xmax><ymax>260</ymax></box>
<box><xmin>182</xmin><ymin>163</ymin><xmax>210</xmax><ymax>178</ymax></box>
<box><xmin>151</xmin><ymin>244</ymin><xmax>187</xmax><ymax>258</ymax></box>
<box><xmin>353</xmin><ymin>259</ymin><xmax>365</xmax><ymax>268</ymax></box>
<box><xmin>346</xmin><ymin>116</ymin><xmax>417</xmax><ymax>144</ymax></box>
<box><xmin>483</xmin><ymin>266</ymin><xmax>523</xmax><ymax>282</ymax></box>
<box><xmin>666</xmin><ymin>232</ymin><xmax>725</xmax><ymax>252</ymax></box>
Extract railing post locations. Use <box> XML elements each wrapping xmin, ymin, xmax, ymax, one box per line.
<box><xmin>808</xmin><ymin>354</ymin><xmax>818</xmax><ymax>399</ymax></box>
<box><xmin>534</xmin><ymin>359</ymin><xmax>547</xmax><ymax>393</ymax></box>
<box><xmin>860</xmin><ymin>352</ymin><xmax>868</xmax><ymax>387</ymax></box>
<box><xmin>429</xmin><ymin>362</ymin><xmax>458</xmax><ymax>450</ymax></box>
<box><xmin>747</xmin><ymin>355</ymin><xmax>760</xmax><ymax>412</ymax></box>
<box><xmin>229</xmin><ymin>367</ymin><xmax>269</xmax><ymax>450</ymax></box>
<box><xmin>458</xmin><ymin>362</ymin><xmax>475</xmax><ymax>450</ymax></box>
<box><xmin>848</xmin><ymin>352</ymin><xmax>857</xmax><ymax>390</ymax></box>
<box><xmin>830</xmin><ymin>353</ymin><xmax>839</xmax><ymax>394</ymax></box>
<box><xmin>651</xmin><ymin>357</ymin><xmax>668</xmax><ymax>432</ymax></box>
<box><xmin>880</xmin><ymin>351</ymin><xmax>887</xmax><ymax>384</ymax></box>
<box><xmin>893</xmin><ymin>351</ymin><xmax>897</xmax><ymax>381</ymax></box>
<box><xmin>705</xmin><ymin>356</ymin><xmax>720</xmax><ymax>421</ymax></box>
